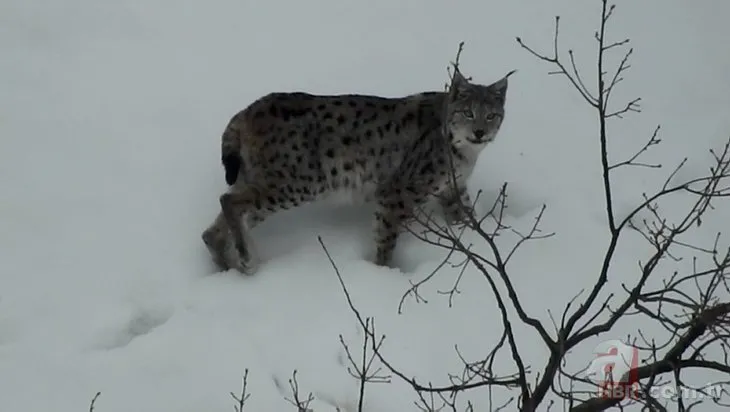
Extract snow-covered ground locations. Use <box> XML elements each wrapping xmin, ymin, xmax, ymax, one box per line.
<box><xmin>2</xmin><ymin>0</ymin><xmax>729</xmax><ymax>411</ymax></box>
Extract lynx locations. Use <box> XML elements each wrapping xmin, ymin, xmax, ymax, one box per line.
<box><xmin>202</xmin><ymin>68</ymin><xmax>513</xmax><ymax>274</ymax></box>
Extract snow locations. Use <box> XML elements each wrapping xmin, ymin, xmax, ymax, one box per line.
<box><xmin>1</xmin><ymin>0</ymin><xmax>729</xmax><ymax>411</ymax></box>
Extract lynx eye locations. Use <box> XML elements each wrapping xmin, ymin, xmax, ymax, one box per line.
<box><xmin>486</xmin><ymin>113</ymin><xmax>497</xmax><ymax>121</ymax></box>
<box><xmin>462</xmin><ymin>110</ymin><xmax>475</xmax><ymax>119</ymax></box>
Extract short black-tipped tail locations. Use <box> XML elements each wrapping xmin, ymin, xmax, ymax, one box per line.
<box><xmin>222</xmin><ymin>153</ymin><xmax>242</xmax><ymax>185</ymax></box>
<box><xmin>221</xmin><ymin>115</ymin><xmax>243</xmax><ymax>185</ymax></box>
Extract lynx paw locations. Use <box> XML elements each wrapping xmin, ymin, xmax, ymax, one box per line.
<box><xmin>202</xmin><ymin>226</ymin><xmax>258</xmax><ymax>275</ymax></box>
<box><xmin>444</xmin><ymin>204</ymin><xmax>473</xmax><ymax>225</ymax></box>
<box><xmin>227</xmin><ymin>240</ymin><xmax>259</xmax><ymax>275</ymax></box>
<box><xmin>372</xmin><ymin>247</ymin><xmax>395</xmax><ymax>268</ymax></box>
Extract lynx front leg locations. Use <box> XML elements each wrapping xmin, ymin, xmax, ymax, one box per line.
<box><xmin>201</xmin><ymin>211</ymin><xmax>238</xmax><ymax>271</ymax></box>
<box><xmin>440</xmin><ymin>183</ymin><xmax>473</xmax><ymax>224</ymax></box>
<box><xmin>372</xmin><ymin>190</ymin><xmax>417</xmax><ymax>267</ymax></box>
<box><xmin>373</xmin><ymin>204</ymin><xmax>402</xmax><ymax>267</ymax></box>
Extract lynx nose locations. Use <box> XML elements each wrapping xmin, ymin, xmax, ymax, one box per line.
<box><xmin>474</xmin><ymin>129</ymin><xmax>485</xmax><ymax>139</ymax></box>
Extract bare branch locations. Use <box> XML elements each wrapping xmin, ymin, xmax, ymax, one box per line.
<box><xmin>339</xmin><ymin>317</ymin><xmax>392</xmax><ymax>411</ymax></box>
<box><xmin>231</xmin><ymin>369</ymin><xmax>251</xmax><ymax>412</ymax></box>
<box><xmin>284</xmin><ymin>370</ymin><xmax>315</xmax><ymax>412</ymax></box>
<box><xmin>89</xmin><ymin>392</ymin><xmax>101</xmax><ymax>412</ymax></box>
<box><xmin>320</xmin><ymin>236</ymin><xmax>522</xmax><ymax>396</ymax></box>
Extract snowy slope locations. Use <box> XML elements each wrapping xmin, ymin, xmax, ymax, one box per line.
<box><xmin>1</xmin><ymin>0</ymin><xmax>729</xmax><ymax>411</ymax></box>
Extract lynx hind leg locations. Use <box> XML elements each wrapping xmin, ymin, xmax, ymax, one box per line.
<box><xmin>201</xmin><ymin>211</ymin><xmax>251</xmax><ymax>272</ymax></box>
<box><xmin>219</xmin><ymin>183</ymin><xmax>316</xmax><ymax>274</ymax></box>
<box><xmin>217</xmin><ymin>187</ymin><xmax>264</xmax><ymax>275</ymax></box>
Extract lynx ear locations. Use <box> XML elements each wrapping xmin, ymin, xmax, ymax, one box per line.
<box><xmin>489</xmin><ymin>69</ymin><xmax>516</xmax><ymax>103</ymax></box>
<box><xmin>452</xmin><ymin>66</ymin><xmax>468</xmax><ymax>86</ymax></box>
<box><xmin>449</xmin><ymin>66</ymin><xmax>470</xmax><ymax>99</ymax></box>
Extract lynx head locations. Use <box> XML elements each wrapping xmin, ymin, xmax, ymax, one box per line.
<box><xmin>444</xmin><ymin>68</ymin><xmax>514</xmax><ymax>149</ymax></box>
